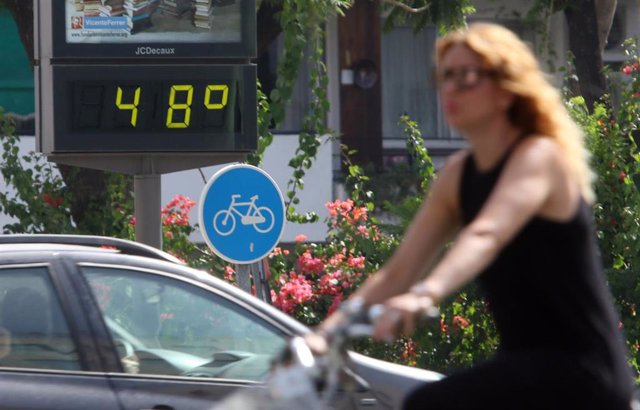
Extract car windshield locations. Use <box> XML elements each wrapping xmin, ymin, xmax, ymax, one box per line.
<box><xmin>82</xmin><ymin>266</ymin><xmax>287</xmax><ymax>380</ymax></box>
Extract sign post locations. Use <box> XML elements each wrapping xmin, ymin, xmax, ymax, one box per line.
<box><xmin>199</xmin><ymin>164</ymin><xmax>285</xmax><ymax>301</ymax></box>
<box><xmin>34</xmin><ymin>0</ymin><xmax>257</xmax><ymax>248</ymax></box>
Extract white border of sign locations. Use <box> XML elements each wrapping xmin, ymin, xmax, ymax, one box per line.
<box><xmin>198</xmin><ymin>164</ymin><xmax>286</xmax><ymax>264</ymax></box>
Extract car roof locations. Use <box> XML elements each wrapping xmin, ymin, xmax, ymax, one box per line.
<box><xmin>0</xmin><ymin>242</ymin><xmax>120</xmax><ymax>254</ymax></box>
<box><xmin>0</xmin><ymin>233</ymin><xmax>311</xmax><ymax>336</ymax></box>
<box><xmin>0</xmin><ymin>234</ymin><xmax>184</xmax><ymax>264</ymax></box>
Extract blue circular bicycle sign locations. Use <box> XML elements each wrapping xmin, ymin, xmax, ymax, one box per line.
<box><xmin>199</xmin><ymin>164</ymin><xmax>286</xmax><ymax>264</ymax></box>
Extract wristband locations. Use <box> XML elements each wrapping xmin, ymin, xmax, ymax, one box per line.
<box><xmin>410</xmin><ymin>282</ymin><xmax>437</xmax><ymax>301</ymax></box>
<box><xmin>410</xmin><ymin>282</ymin><xmax>440</xmax><ymax>318</ymax></box>
<box><xmin>339</xmin><ymin>297</ymin><xmax>366</xmax><ymax>315</ymax></box>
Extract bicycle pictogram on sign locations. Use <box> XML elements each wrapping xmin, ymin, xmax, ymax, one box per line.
<box><xmin>213</xmin><ymin>194</ymin><xmax>275</xmax><ymax>236</ymax></box>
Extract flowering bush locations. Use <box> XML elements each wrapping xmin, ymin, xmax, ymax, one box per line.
<box><xmin>266</xmin><ymin>198</ymin><xmax>395</xmax><ymax>325</ymax></box>
<box><xmin>161</xmin><ymin>194</ymin><xmax>198</xmax><ymax>262</ymax></box>
<box><xmin>566</xmin><ymin>39</ymin><xmax>640</xmax><ymax>380</ymax></box>
<box><xmin>0</xmin><ymin>118</ymin><xmax>74</xmax><ymax>234</ymax></box>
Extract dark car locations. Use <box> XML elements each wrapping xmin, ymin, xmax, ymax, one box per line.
<box><xmin>0</xmin><ymin>234</ymin><xmax>443</xmax><ymax>410</ymax></box>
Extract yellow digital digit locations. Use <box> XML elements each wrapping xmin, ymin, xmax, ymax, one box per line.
<box><xmin>166</xmin><ymin>85</ymin><xmax>194</xmax><ymax>128</ymax></box>
<box><xmin>115</xmin><ymin>86</ymin><xmax>141</xmax><ymax>127</ymax></box>
<box><xmin>204</xmin><ymin>85</ymin><xmax>229</xmax><ymax>110</ymax></box>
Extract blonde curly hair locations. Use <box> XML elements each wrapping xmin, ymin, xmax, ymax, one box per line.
<box><xmin>436</xmin><ymin>22</ymin><xmax>595</xmax><ymax>203</ymax></box>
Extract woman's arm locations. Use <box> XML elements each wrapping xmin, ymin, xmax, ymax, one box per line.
<box><xmin>348</xmin><ymin>150</ymin><xmax>467</xmax><ymax>304</ymax></box>
<box><xmin>316</xmin><ymin>152</ymin><xmax>465</xmax><ymax>335</ymax></box>
<box><xmin>412</xmin><ymin>137</ymin><xmax>571</xmax><ymax>303</ymax></box>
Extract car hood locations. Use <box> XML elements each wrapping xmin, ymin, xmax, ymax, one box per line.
<box><xmin>347</xmin><ymin>351</ymin><xmax>444</xmax><ymax>409</ymax></box>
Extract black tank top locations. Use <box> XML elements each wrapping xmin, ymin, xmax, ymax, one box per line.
<box><xmin>460</xmin><ymin>148</ymin><xmax>634</xmax><ymax>391</ymax></box>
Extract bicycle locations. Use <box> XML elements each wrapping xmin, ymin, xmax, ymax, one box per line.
<box><xmin>212</xmin><ymin>300</ymin><xmax>439</xmax><ymax>410</ymax></box>
<box><xmin>213</xmin><ymin>194</ymin><xmax>275</xmax><ymax>236</ymax></box>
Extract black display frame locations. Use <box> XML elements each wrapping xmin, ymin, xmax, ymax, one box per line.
<box><xmin>50</xmin><ymin>0</ymin><xmax>256</xmax><ymax>59</ymax></box>
<box><xmin>51</xmin><ymin>63</ymin><xmax>257</xmax><ymax>153</ymax></box>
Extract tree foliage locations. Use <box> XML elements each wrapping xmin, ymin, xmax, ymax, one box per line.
<box><xmin>2</xmin><ymin>0</ymin><xmax>616</xmax><ymax>225</ymax></box>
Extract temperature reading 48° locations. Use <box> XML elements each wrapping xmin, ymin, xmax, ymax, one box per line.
<box><xmin>72</xmin><ymin>80</ymin><xmax>238</xmax><ymax>134</ymax></box>
<box><xmin>116</xmin><ymin>84</ymin><xmax>229</xmax><ymax>128</ymax></box>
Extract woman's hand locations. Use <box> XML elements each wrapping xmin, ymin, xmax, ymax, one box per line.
<box><xmin>303</xmin><ymin>331</ymin><xmax>329</xmax><ymax>356</ymax></box>
<box><xmin>305</xmin><ymin>308</ymin><xmax>348</xmax><ymax>355</ymax></box>
<box><xmin>372</xmin><ymin>293</ymin><xmax>435</xmax><ymax>341</ymax></box>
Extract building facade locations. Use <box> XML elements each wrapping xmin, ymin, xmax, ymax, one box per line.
<box><xmin>1</xmin><ymin>1</ymin><xmax>638</xmax><ymax>242</ymax></box>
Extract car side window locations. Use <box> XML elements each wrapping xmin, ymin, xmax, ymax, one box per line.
<box><xmin>0</xmin><ymin>267</ymin><xmax>81</xmax><ymax>371</ymax></box>
<box><xmin>82</xmin><ymin>266</ymin><xmax>287</xmax><ymax>381</ymax></box>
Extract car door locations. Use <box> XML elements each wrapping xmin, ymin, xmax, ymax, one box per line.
<box><xmin>0</xmin><ymin>263</ymin><xmax>122</xmax><ymax>410</ymax></box>
<box><xmin>78</xmin><ymin>263</ymin><xmax>290</xmax><ymax>410</ymax></box>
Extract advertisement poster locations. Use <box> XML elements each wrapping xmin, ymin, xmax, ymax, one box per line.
<box><xmin>65</xmin><ymin>0</ymin><xmax>240</xmax><ymax>44</ymax></box>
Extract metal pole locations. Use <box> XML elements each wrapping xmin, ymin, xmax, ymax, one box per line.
<box><xmin>235</xmin><ymin>264</ymin><xmax>252</xmax><ymax>293</ymax></box>
<box><xmin>234</xmin><ymin>261</ymin><xmax>271</xmax><ymax>304</ymax></box>
<box><xmin>134</xmin><ymin>174</ymin><xmax>162</xmax><ymax>249</ymax></box>
<box><xmin>255</xmin><ymin>260</ymin><xmax>272</xmax><ymax>304</ymax></box>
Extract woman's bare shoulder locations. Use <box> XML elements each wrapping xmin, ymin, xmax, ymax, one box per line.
<box><xmin>430</xmin><ymin>150</ymin><xmax>470</xmax><ymax>206</ymax></box>
<box><xmin>510</xmin><ymin>136</ymin><xmax>581</xmax><ymax>219</ymax></box>
<box><xmin>441</xmin><ymin>149</ymin><xmax>470</xmax><ymax>174</ymax></box>
<box><xmin>511</xmin><ymin>135</ymin><xmax>562</xmax><ymax>162</ymax></box>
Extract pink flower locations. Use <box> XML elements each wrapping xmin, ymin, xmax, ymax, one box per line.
<box><xmin>271</xmin><ymin>272</ymin><xmax>314</xmax><ymax>314</ymax></box>
<box><xmin>269</xmin><ymin>247</ymin><xmax>290</xmax><ymax>258</ymax></box>
<box><xmin>453</xmin><ymin>315</ymin><xmax>470</xmax><ymax>329</ymax></box>
<box><xmin>620</xmin><ymin>170</ymin><xmax>627</xmax><ymax>182</ymax></box>
<box><xmin>328</xmin><ymin>253</ymin><xmax>346</xmax><ymax>266</ymax></box>
<box><xmin>349</xmin><ymin>207</ymin><xmax>368</xmax><ymax>222</ymax></box>
<box><xmin>357</xmin><ymin>225</ymin><xmax>370</xmax><ymax>238</ymax></box>
<box><xmin>318</xmin><ymin>270</ymin><xmax>343</xmax><ymax>296</ymax></box>
<box><xmin>347</xmin><ymin>256</ymin><xmax>366</xmax><ymax>269</ymax></box>
<box><xmin>402</xmin><ymin>338</ymin><xmax>417</xmax><ymax>366</ymax></box>
<box><xmin>440</xmin><ymin>317</ymin><xmax>448</xmax><ymax>334</ymax></box>
<box><xmin>224</xmin><ymin>265</ymin><xmax>235</xmax><ymax>282</ymax></box>
<box><xmin>326</xmin><ymin>200</ymin><xmax>340</xmax><ymax>217</ymax></box>
<box><xmin>297</xmin><ymin>250</ymin><xmax>325</xmax><ymax>274</ymax></box>
<box><xmin>340</xmin><ymin>199</ymin><xmax>354</xmax><ymax>213</ymax></box>
<box><xmin>43</xmin><ymin>192</ymin><xmax>63</xmax><ymax>208</ymax></box>
<box><xmin>129</xmin><ymin>216</ymin><xmax>137</xmax><ymax>226</ymax></box>
<box><xmin>295</xmin><ymin>234</ymin><xmax>308</xmax><ymax>243</ymax></box>
<box><xmin>161</xmin><ymin>195</ymin><xmax>196</xmax><ymax>226</ymax></box>
<box><xmin>622</xmin><ymin>65</ymin><xmax>634</xmax><ymax>75</ymax></box>
<box><xmin>371</xmin><ymin>225</ymin><xmax>382</xmax><ymax>240</ymax></box>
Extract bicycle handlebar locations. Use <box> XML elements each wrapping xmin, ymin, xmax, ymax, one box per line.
<box><xmin>328</xmin><ymin>299</ymin><xmax>440</xmax><ymax>341</ymax></box>
<box><xmin>212</xmin><ymin>300</ymin><xmax>440</xmax><ymax>410</ymax></box>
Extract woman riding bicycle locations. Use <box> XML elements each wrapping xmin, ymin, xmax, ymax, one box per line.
<box><xmin>317</xmin><ymin>22</ymin><xmax>637</xmax><ymax>409</ymax></box>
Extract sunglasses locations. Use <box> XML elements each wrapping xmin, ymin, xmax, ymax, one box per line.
<box><xmin>433</xmin><ymin>66</ymin><xmax>497</xmax><ymax>91</ymax></box>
